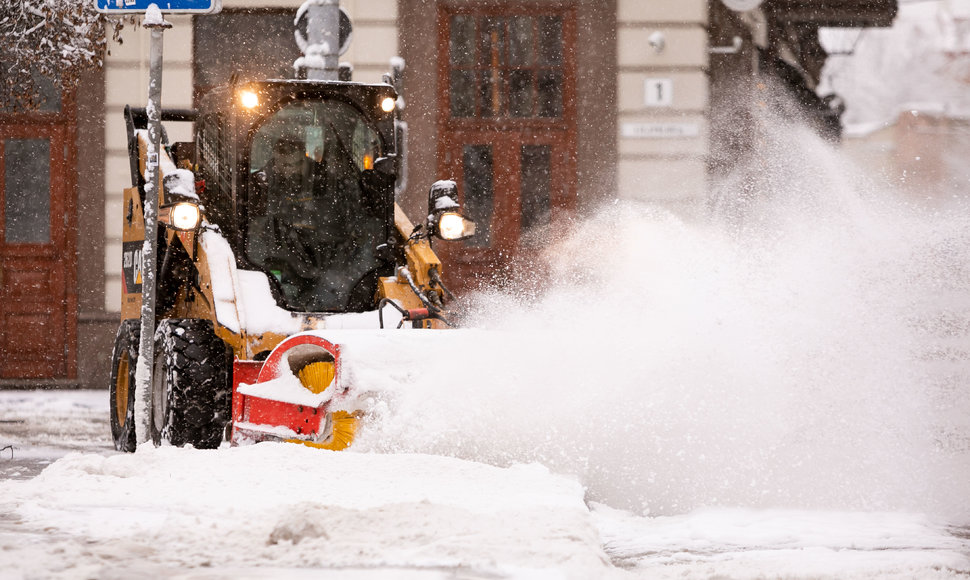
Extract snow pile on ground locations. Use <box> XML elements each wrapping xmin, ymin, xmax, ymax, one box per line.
<box><xmin>594</xmin><ymin>504</ymin><xmax>970</xmax><ymax>579</ymax></box>
<box><xmin>0</xmin><ymin>443</ymin><xmax>610</xmax><ymax>579</ymax></box>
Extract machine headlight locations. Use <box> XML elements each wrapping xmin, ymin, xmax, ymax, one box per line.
<box><xmin>436</xmin><ymin>211</ymin><xmax>476</xmax><ymax>241</ymax></box>
<box><xmin>426</xmin><ymin>180</ymin><xmax>476</xmax><ymax>241</ymax></box>
<box><xmin>380</xmin><ymin>96</ymin><xmax>396</xmax><ymax>113</ymax></box>
<box><xmin>239</xmin><ymin>89</ymin><xmax>260</xmax><ymax>109</ymax></box>
<box><xmin>160</xmin><ymin>202</ymin><xmax>201</xmax><ymax>231</ymax></box>
<box><xmin>171</xmin><ymin>203</ymin><xmax>201</xmax><ymax>230</ymax></box>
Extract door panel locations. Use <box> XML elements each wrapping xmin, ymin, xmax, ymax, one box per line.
<box><xmin>4</xmin><ymin>138</ymin><xmax>52</xmax><ymax>244</ymax></box>
<box><xmin>438</xmin><ymin>6</ymin><xmax>576</xmax><ymax>292</ymax></box>
<box><xmin>0</xmin><ymin>123</ymin><xmax>74</xmax><ymax>379</ymax></box>
<box><xmin>438</xmin><ymin>130</ymin><xmax>572</xmax><ymax>289</ymax></box>
<box><xmin>1</xmin><ymin>302</ymin><xmax>62</xmax><ymax>378</ymax></box>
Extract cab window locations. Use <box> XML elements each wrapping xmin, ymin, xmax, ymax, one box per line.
<box><xmin>245</xmin><ymin>99</ymin><xmax>386</xmax><ymax>312</ymax></box>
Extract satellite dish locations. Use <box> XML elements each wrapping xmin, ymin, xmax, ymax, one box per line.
<box><xmin>721</xmin><ymin>0</ymin><xmax>763</xmax><ymax>11</ymax></box>
<box><xmin>294</xmin><ymin>6</ymin><xmax>353</xmax><ymax>56</ymax></box>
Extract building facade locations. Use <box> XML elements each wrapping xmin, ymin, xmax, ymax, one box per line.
<box><xmin>0</xmin><ymin>0</ymin><xmax>896</xmax><ymax>388</ymax></box>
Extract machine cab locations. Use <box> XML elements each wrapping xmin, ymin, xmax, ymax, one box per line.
<box><xmin>196</xmin><ymin>81</ymin><xmax>399</xmax><ymax>314</ymax></box>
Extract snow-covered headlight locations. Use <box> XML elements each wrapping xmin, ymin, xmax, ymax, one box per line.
<box><xmin>426</xmin><ymin>179</ymin><xmax>476</xmax><ymax>241</ymax></box>
<box><xmin>437</xmin><ymin>211</ymin><xmax>476</xmax><ymax>241</ymax></box>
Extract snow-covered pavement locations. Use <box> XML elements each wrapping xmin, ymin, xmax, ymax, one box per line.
<box><xmin>6</xmin><ymin>151</ymin><xmax>970</xmax><ymax>577</ymax></box>
<box><xmin>1</xmin><ymin>389</ymin><xmax>968</xmax><ymax>579</ymax></box>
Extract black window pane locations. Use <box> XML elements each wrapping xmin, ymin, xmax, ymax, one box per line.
<box><xmin>462</xmin><ymin>145</ymin><xmax>493</xmax><ymax>248</ymax></box>
<box><xmin>447</xmin><ymin>11</ymin><xmax>565</xmax><ymax>120</ymax></box>
<box><xmin>508</xmin><ymin>70</ymin><xmax>534</xmax><ymax>117</ymax></box>
<box><xmin>478</xmin><ymin>70</ymin><xmax>504</xmax><ymax>118</ymax></box>
<box><xmin>478</xmin><ymin>17</ymin><xmax>507</xmax><ymax>68</ymax></box>
<box><xmin>244</xmin><ymin>100</ymin><xmax>387</xmax><ymax>312</ymax></box>
<box><xmin>520</xmin><ymin>145</ymin><xmax>551</xmax><ymax>237</ymax></box>
<box><xmin>4</xmin><ymin>139</ymin><xmax>51</xmax><ymax>244</ymax></box>
<box><xmin>0</xmin><ymin>66</ymin><xmax>60</xmax><ymax>113</ymax></box>
<box><xmin>537</xmin><ymin>71</ymin><xmax>563</xmax><ymax>118</ymax></box>
<box><xmin>537</xmin><ymin>17</ymin><xmax>563</xmax><ymax>66</ymax></box>
<box><xmin>450</xmin><ymin>70</ymin><xmax>477</xmax><ymax>117</ymax></box>
<box><xmin>508</xmin><ymin>17</ymin><xmax>534</xmax><ymax>66</ymax></box>
<box><xmin>450</xmin><ymin>15</ymin><xmax>476</xmax><ymax>66</ymax></box>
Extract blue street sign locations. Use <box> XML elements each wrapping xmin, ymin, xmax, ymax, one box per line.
<box><xmin>95</xmin><ymin>0</ymin><xmax>221</xmax><ymax>14</ymax></box>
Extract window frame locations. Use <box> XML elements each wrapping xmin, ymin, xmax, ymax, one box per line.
<box><xmin>437</xmin><ymin>3</ymin><xmax>577</xmax><ymax>133</ymax></box>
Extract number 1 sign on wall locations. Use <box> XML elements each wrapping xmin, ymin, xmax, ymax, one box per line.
<box><xmin>644</xmin><ymin>78</ymin><xmax>673</xmax><ymax>107</ymax></box>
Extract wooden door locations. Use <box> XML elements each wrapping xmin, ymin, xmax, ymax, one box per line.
<box><xmin>438</xmin><ymin>130</ymin><xmax>573</xmax><ymax>288</ymax></box>
<box><xmin>0</xmin><ymin>123</ymin><xmax>76</xmax><ymax>379</ymax></box>
<box><xmin>436</xmin><ymin>7</ymin><xmax>577</xmax><ymax>292</ymax></box>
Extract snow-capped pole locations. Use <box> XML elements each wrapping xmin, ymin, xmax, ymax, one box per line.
<box><xmin>293</xmin><ymin>0</ymin><xmax>353</xmax><ymax>81</ymax></box>
<box><xmin>133</xmin><ymin>4</ymin><xmax>172</xmax><ymax>447</ymax></box>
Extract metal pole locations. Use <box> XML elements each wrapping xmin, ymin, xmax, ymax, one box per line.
<box><xmin>306</xmin><ymin>0</ymin><xmax>340</xmax><ymax>80</ymax></box>
<box><xmin>134</xmin><ymin>6</ymin><xmax>172</xmax><ymax>446</ymax></box>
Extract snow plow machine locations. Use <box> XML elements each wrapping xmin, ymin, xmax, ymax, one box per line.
<box><xmin>109</xmin><ymin>75</ymin><xmax>475</xmax><ymax>453</ymax></box>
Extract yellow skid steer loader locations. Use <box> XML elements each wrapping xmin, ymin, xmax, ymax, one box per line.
<box><xmin>110</xmin><ymin>78</ymin><xmax>474</xmax><ymax>452</ymax></box>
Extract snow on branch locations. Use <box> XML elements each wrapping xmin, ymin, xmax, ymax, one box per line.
<box><xmin>0</xmin><ymin>0</ymin><xmax>127</xmax><ymax>110</ymax></box>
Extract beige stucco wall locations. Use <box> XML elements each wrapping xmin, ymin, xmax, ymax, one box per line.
<box><xmin>102</xmin><ymin>1</ymin><xmax>398</xmax><ymax>312</ymax></box>
<box><xmin>103</xmin><ymin>14</ymin><xmax>194</xmax><ymax>312</ymax></box>
<box><xmin>616</xmin><ymin>0</ymin><xmax>709</xmax><ymax>216</ymax></box>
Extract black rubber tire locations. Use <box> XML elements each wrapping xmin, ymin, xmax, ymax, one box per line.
<box><xmin>151</xmin><ymin>319</ymin><xmax>232</xmax><ymax>449</ymax></box>
<box><xmin>109</xmin><ymin>319</ymin><xmax>140</xmax><ymax>453</ymax></box>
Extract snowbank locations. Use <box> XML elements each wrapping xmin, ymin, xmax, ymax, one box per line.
<box><xmin>0</xmin><ymin>443</ymin><xmax>610</xmax><ymax>579</ymax></box>
<box><xmin>594</xmin><ymin>504</ymin><xmax>970</xmax><ymax>579</ymax></box>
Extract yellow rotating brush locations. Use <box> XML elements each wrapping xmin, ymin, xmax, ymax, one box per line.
<box><xmin>292</xmin><ymin>361</ymin><xmax>358</xmax><ymax>451</ymax></box>
<box><xmin>297</xmin><ymin>361</ymin><xmax>335</xmax><ymax>394</ymax></box>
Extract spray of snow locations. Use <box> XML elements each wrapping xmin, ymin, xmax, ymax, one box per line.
<box><xmin>822</xmin><ymin>1</ymin><xmax>970</xmax><ymax>125</ymax></box>
<box><xmin>347</xmin><ymin>102</ymin><xmax>970</xmax><ymax>520</ymax></box>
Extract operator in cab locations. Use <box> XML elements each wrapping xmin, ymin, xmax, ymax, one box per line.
<box><xmin>245</xmin><ymin>106</ymin><xmax>386</xmax><ymax>313</ymax></box>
